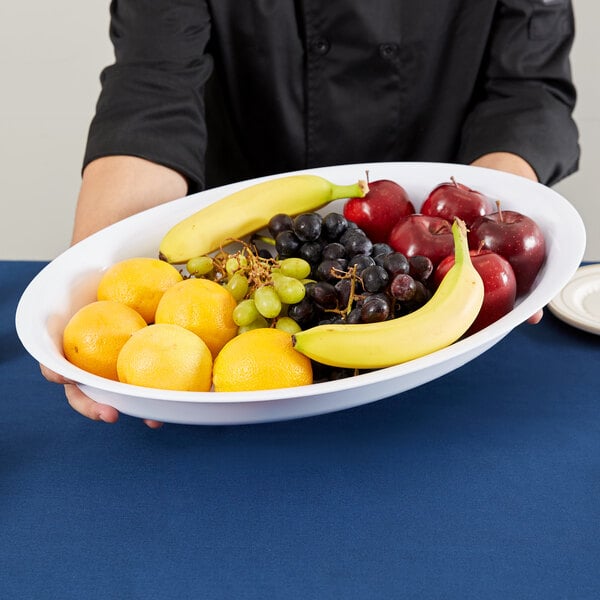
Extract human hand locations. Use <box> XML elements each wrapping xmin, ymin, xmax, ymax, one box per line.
<box><xmin>39</xmin><ymin>364</ymin><xmax>163</xmax><ymax>428</ymax></box>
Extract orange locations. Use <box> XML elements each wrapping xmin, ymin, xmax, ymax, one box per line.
<box><xmin>117</xmin><ymin>323</ymin><xmax>213</xmax><ymax>391</ymax></box>
<box><xmin>212</xmin><ymin>328</ymin><xmax>313</xmax><ymax>392</ymax></box>
<box><xmin>154</xmin><ymin>278</ymin><xmax>237</xmax><ymax>358</ymax></box>
<box><xmin>97</xmin><ymin>257</ymin><xmax>183</xmax><ymax>323</ymax></box>
<box><xmin>62</xmin><ymin>300</ymin><xmax>147</xmax><ymax>380</ymax></box>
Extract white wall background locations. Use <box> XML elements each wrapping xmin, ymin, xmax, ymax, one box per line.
<box><xmin>1</xmin><ymin>1</ymin><xmax>597</xmax><ymax>261</ymax></box>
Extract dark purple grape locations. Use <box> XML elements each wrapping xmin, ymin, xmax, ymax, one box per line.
<box><xmin>371</xmin><ymin>243</ymin><xmax>394</xmax><ymax>265</ymax></box>
<box><xmin>343</xmin><ymin>232</ymin><xmax>373</xmax><ymax>256</ymax></box>
<box><xmin>287</xmin><ymin>297</ymin><xmax>316</xmax><ymax>326</ymax></box>
<box><xmin>316</xmin><ymin>259</ymin><xmax>347</xmax><ymax>282</ymax></box>
<box><xmin>389</xmin><ymin>273</ymin><xmax>417</xmax><ymax>301</ymax></box>
<box><xmin>293</xmin><ymin>213</ymin><xmax>323</xmax><ymax>242</ymax></box>
<box><xmin>360</xmin><ymin>295</ymin><xmax>391</xmax><ymax>323</ymax></box>
<box><xmin>382</xmin><ymin>252</ymin><xmax>410</xmax><ymax>276</ymax></box>
<box><xmin>318</xmin><ymin>317</ymin><xmax>338</xmax><ymax>325</ymax></box>
<box><xmin>312</xmin><ymin>361</ymin><xmax>354</xmax><ymax>382</ymax></box>
<box><xmin>334</xmin><ymin>278</ymin><xmax>352</xmax><ymax>309</ymax></box>
<box><xmin>348</xmin><ymin>254</ymin><xmax>376</xmax><ymax>272</ymax></box>
<box><xmin>339</xmin><ymin>225</ymin><xmax>364</xmax><ymax>244</ymax></box>
<box><xmin>308</xmin><ymin>281</ymin><xmax>338</xmax><ymax>309</ymax></box>
<box><xmin>345</xmin><ymin>307</ymin><xmax>363</xmax><ymax>324</ymax></box>
<box><xmin>400</xmin><ymin>281</ymin><xmax>432</xmax><ymax>315</ymax></box>
<box><xmin>321</xmin><ymin>242</ymin><xmax>346</xmax><ymax>261</ymax></box>
<box><xmin>275</xmin><ymin>230</ymin><xmax>301</xmax><ymax>258</ymax></box>
<box><xmin>299</xmin><ymin>241</ymin><xmax>323</xmax><ymax>264</ymax></box>
<box><xmin>360</xmin><ymin>265</ymin><xmax>389</xmax><ymax>293</ymax></box>
<box><xmin>322</xmin><ymin>212</ymin><xmax>349</xmax><ymax>240</ymax></box>
<box><xmin>303</xmin><ymin>279</ymin><xmax>316</xmax><ymax>294</ymax></box>
<box><xmin>409</xmin><ymin>255</ymin><xmax>434</xmax><ymax>282</ymax></box>
<box><xmin>412</xmin><ymin>280</ymin><xmax>431</xmax><ymax>304</ymax></box>
<box><xmin>268</xmin><ymin>213</ymin><xmax>293</xmax><ymax>238</ymax></box>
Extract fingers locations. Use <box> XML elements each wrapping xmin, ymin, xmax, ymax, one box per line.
<box><xmin>527</xmin><ymin>309</ymin><xmax>544</xmax><ymax>325</ymax></box>
<box><xmin>42</xmin><ymin>363</ymin><xmax>163</xmax><ymax>427</ymax></box>
<box><xmin>64</xmin><ymin>385</ymin><xmax>163</xmax><ymax>427</ymax></box>
<box><xmin>64</xmin><ymin>382</ymin><xmax>120</xmax><ymax>423</ymax></box>
<box><xmin>40</xmin><ymin>363</ymin><xmax>72</xmax><ymax>385</ymax></box>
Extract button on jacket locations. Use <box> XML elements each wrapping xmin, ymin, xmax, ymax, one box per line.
<box><xmin>84</xmin><ymin>0</ymin><xmax>579</xmax><ymax>192</ymax></box>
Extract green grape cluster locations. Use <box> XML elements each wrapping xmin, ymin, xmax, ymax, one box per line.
<box><xmin>185</xmin><ymin>242</ymin><xmax>311</xmax><ymax>335</ymax></box>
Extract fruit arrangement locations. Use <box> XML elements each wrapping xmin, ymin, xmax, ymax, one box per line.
<box><xmin>62</xmin><ymin>171</ymin><xmax>546</xmax><ymax>393</ymax></box>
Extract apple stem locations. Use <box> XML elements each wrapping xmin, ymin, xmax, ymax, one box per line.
<box><xmin>495</xmin><ymin>200</ymin><xmax>503</xmax><ymax>222</ymax></box>
<box><xmin>451</xmin><ymin>176</ymin><xmax>457</xmax><ymax>187</ymax></box>
<box><xmin>365</xmin><ymin>169</ymin><xmax>370</xmax><ymax>185</ymax></box>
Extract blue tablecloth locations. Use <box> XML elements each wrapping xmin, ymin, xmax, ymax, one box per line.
<box><xmin>2</xmin><ymin>260</ymin><xmax>599</xmax><ymax>599</ymax></box>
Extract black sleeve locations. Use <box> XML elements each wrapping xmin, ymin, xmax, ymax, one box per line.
<box><xmin>457</xmin><ymin>0</ymin><xmax>579</xmax><ymax>185</ymax></box>
<box><xmin>82</xmin><ymin>1</ymin><xmax>213</xmax><ymax>192</ymax></box>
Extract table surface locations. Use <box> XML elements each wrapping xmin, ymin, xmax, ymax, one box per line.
<box><xmin>2</xmin><ymin>260</ymin><xmax>599</xmax><ymax>600</ymax></box>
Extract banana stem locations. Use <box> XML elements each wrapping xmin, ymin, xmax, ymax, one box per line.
<box><xmin>252</xmin><ymin>234</ymin><xmax>276</xmax><ymax>246</ymax></box>
<box><xmin>331</xmin><ymin>180</ymin><xmax>369</xmax><ymax>199</ymax></box>
<box><xmin>452</xmin><ymin>218</ymin><xmax>469</xmax><ymax>266</ymax></box>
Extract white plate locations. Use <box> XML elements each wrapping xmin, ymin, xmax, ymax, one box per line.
<box><xmin>15</xmin><ymin>162</ymin><xmax>586</xmax><ymax>425</ymax></box>
<box><xmin>548</xmin><ymin>264</ymin><xmax>600</xmax><ymax>335</ymax></box>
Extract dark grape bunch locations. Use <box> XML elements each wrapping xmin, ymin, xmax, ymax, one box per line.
<box><xmin>186</xmin><ymin>210</ymin><xmax>436</xmax><ymax>383</ymax></box>
<box><xmin>266</xmin><ymin>211</ymin><xmax>434</xmax><ymax>328</ymax></box>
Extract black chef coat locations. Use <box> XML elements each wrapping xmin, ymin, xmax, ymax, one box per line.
<box><xmin>83</xmin><ymin>0</ymin><xmax>579</xmax><ymax>192</ymax></box>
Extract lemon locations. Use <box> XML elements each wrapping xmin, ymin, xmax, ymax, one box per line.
<box><xmin>155</xmin><ymin>278</ymin><xmax>237</xmax><ymax>358</ymax></box>
<box><xmin>117</xmin><ymin>323</ymin><xmax>213</xmax><ymax>391</ymax></box>
<box><xmin>62</xmin><ymin>300</ymin><xmax>147</xmax><ymax>380</ymax></box>
<box><xmin>213</xmin><ymin>328</ymin><xmax>313</xmax><ymax>392</ymax></box>
<box><xmin>97</xmin><ymin>257</ymin><xmax>183</xmax><ymax>323</ymax></box>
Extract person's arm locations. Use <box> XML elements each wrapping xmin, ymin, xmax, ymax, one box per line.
<box><xmin>42</xmin><ymin>155</ymin><xmax>187</xmax><ymax>427</ymax></box>
<box><xmin>458</xmin><ymin>0</ymin><xmax>579</xmax><ymax>186</ymax></box>
<box><xmin>72</xmin><ymin>156</ymin><xmax>188</xmax><ymax>243</ymax></box>
<box><xmin>83</xmin><ymin>1</ymin><xmax>213</xmax><ymax>194</ymax></box>
<box><xmin>469</xmin><ymin>151</ymin><xmax>537</xmax><ymax>183</ymax></box>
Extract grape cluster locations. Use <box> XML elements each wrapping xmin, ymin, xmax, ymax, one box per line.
<box><xmin>186</xmin><ymin>240</ymin><xmax>312</xmax><ymax>334</ymax></box>
<box><xmin>266</xmin><ymin>211</ymin><xmax>434</xmax><ymax>331</ymax></box>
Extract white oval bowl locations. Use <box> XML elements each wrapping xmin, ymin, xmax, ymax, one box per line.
<box><xmin>16</xmin><ymin>162</ymin><xmax>586</xmax><ymax>425</ymax></box>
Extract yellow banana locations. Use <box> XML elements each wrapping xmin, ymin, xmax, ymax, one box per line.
<box><xmin>159</xmin><ymin>174</ymin><xmax>369</xmax><ymax>264</ymax></box>
<box><xmin>292</xmin><ymin>220</ymin><xmax>484</xmax><ymax>369</ymax></box>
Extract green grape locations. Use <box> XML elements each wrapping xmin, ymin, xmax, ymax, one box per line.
<box><xmin>254</xmin><ymin>285</ymin><xmax>282</xmax><ymax>319</ymax></box>
<box><xmin>275</xmin><ymin>316</ymin><xmax>302</xmax><ymax>334</ymax></box>
<box><xmin>273</xmin><ymin>274</ymin><xmax>306</xmax><ymax>304</ymax></box>
<box><xmin>225</xmin><ymin>272</ymin><xmax>249</xmax><ymax>301</ymax></box>
<box><xmin>279</xmin><ymin>257</ymin><xmax>311</xmax><ymax>280</ymax></box>
<box><xmin>238</xmin><ymin>314</ymin><xmax>269</xmax><ymax>334</ymax></box>
<box><xmin>233</xmin><ymin>298</ymin><xmax>260</xmax><ymax>327</ymax></box>
<box><xmin>186</xmin><ymin>255</ymin><xmax>214</xmax><ymax>276</ymax></box>
<box><xmin>225</xmin><ymin>254</ymin><xmax>248</xmax><ymax>277</ymax></box>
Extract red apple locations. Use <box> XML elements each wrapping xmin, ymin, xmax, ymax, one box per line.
<box><xmin>343</xmin><ymin>179</ymin><xmax>415</xmax><ymax>243</ymax></box>
<box><xmin>421</xmin><ymin>177</ymin><xmax>494</xmax><ymax>227</ymax></box>
<box><xmin>434</xmin><ymin>249</ymin><xmax>517</xmax><ymax>335</ymax></box>
<box><xmin>388</xmin><ymin>214</ymin><xmax>454</xmax><ymax>267</ymax></box>
<box><xmin>468</xmin><ymin>207</ymin><xmax>546</xmax><ymax>296</ymax></box>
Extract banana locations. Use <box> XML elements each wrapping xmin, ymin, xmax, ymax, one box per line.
<box><xmin>159</xmin><ymin>174</ymin><xmax>369</xmax><ymax>264</ymax></box>
<box><xmin>292</xmin><ymin>219</ymin><xmax>484</xmax><ymax>369</ymax></box>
